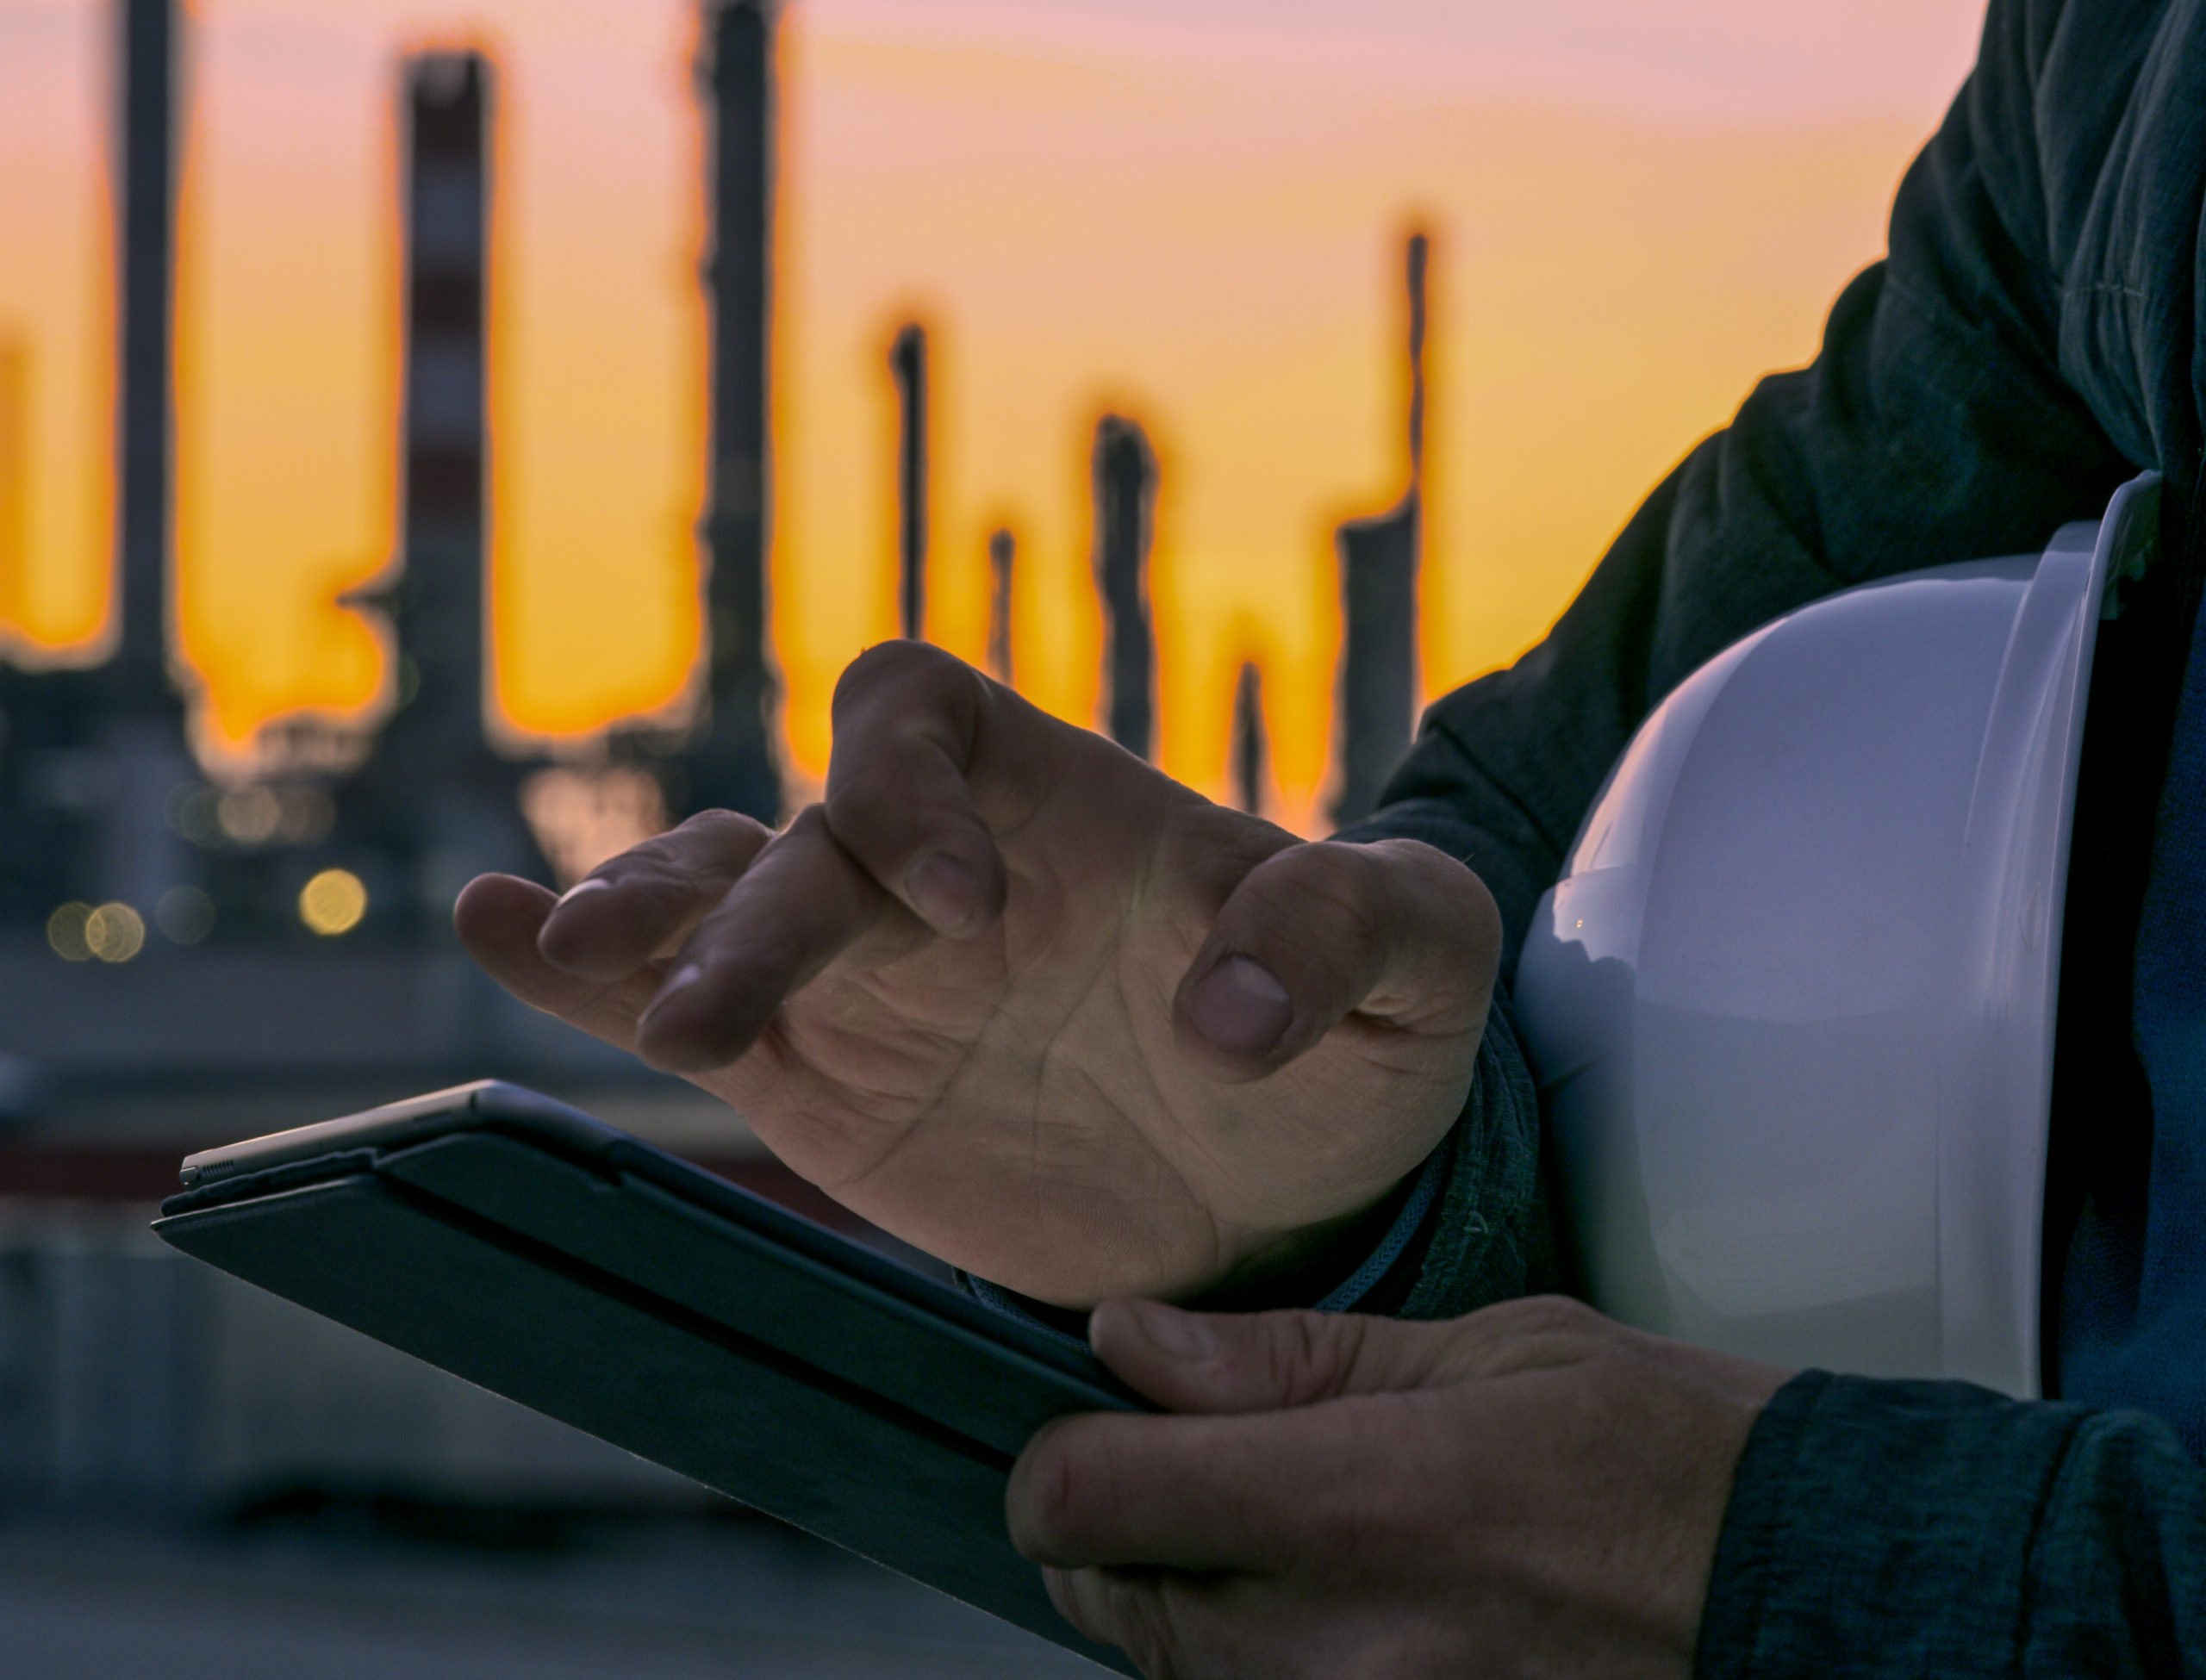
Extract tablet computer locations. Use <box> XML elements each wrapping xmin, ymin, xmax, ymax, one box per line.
<box><xmin>152</xmin><ymin>1080</ymin><xmax>1143</xmax><ymax>1673</ymax></box>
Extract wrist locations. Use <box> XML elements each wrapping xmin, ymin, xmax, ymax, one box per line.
<box><xmin>1181</xmin><ymin>1139</ymin><xmax>1451</xmax><ymax>1314</ymax></box>
<box><xmin>961</xmin><ymin>1142</ymin><xmax>1452</xmax><ymax>1346</ymax></box>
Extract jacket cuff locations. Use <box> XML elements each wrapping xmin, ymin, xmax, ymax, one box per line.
<box><xmin>1698</xmin><ymin>1371</ymin><xmax>2090</xmax><ymax>1678</ymax></box>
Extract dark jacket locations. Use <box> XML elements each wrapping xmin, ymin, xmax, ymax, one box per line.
<box><xmin>1349</xmin><ymin>0</ymin><xmax>2206</xmax><ymax>1669</ymax></box>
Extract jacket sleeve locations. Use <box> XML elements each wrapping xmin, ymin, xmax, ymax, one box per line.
<box><xmin>1343</xmin><ymin>0</ymin><xmax>2137</xmax><ymax>966</ymax></box>
<box><xmin>1344</xmin><ymin>8</ymin><xmax>2206</xmax><ymax>1664</ymax></box>
<box><xmin>1698</xmin><ymin>1371</ymin><xmax>2206</xmax><ymax>1677</ymax></box>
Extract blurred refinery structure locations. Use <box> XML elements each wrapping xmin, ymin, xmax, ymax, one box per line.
<box><xmin>0</xmin><ymin>1</ymin><xmax>799</xmax><ymax>1147</ymax></box>
<box><xmin>676</xmin><ymin>0</ymin><xmax>783</xmax><ymax>821</ymax></box>
<box><xmin>1094</xmin><ymin>415</ymin><xmax>1160</xmax><ymax>762</ymax></box>
<box><xmin>340</xmin><ymin>52</ymin><xmax>549</xmax><ymax>939</ymax></box>
<box><xmin>0</xmin><ymin>0</ymin><xmax>192</xmax><ymax>940</ymax></box>
<box><xmin>0</xmin><ymin>0</ymin><xmax>1434</xmax><ymax>1113</ymax></box>
<box><xmin>1</xmin><ymin>12</ymin><xmax>561</xmax><ymax>956</ymax></box>
<box><xmin>890</xmin><ymin>323</ymin><xmax>930</xmax><ymax>644</ymax></box>
<box><xmin>1331</xmin><ymin>231</ymin><xmax>1429</xmax><ymax>826</ymax></box>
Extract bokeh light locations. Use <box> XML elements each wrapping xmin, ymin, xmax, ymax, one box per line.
<box><xmin>156</xmin><ymin>884</ymin><xmax>216</xmax><ymax>943</ymax></box>
<box><xmin>84</xmin><ymin>902</ymin><xmax>146</xmax><ymax>962</ymax></box>
<box><xmin>298</xmin><ymin>868</ymin><xmax>368</xmax><ymax>936</ymax></box>
<box><xmin>46</xmin><ymin>902</ymin><xmax>92</xmax><ymax>961</ymax></box>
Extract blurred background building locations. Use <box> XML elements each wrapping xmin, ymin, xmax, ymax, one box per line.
<box><xmin>0</xmin><ymin>0</ymin><xmax>1985</xmax><ymax>1670</ymax></box>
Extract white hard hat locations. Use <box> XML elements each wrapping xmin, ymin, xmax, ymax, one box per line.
<box><xmin>1514</xmin><ymin>471</ymin><xmax>2159</xmax><ymax>1398</ymax></box>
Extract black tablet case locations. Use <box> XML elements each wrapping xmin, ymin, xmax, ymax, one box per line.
<box><xmin>153</xmin><ymin>1086</ymin><xmax>1141</xmax><ymax>1673</ymax></box>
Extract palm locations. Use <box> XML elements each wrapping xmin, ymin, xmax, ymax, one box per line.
<box><xmin>459</xmin><ymin>649</ymin><xmax>1496</xmax><ymax>1306</ymax></box>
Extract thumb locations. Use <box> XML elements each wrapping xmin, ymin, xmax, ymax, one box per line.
<box><xmin>1088</xmin><ymin>1297</ymin><xmax>1456</xmax><ymax>1414</ymax></box>
<box><xmin>1172</xmin><ymin>837</ymin><xmax>1500</xmax><ymax>1080</ymax></box>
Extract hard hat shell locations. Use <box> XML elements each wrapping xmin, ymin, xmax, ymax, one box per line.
<box><xmin>1514</xmin><ymin>472</ymin><xmax>2159</xmax><ymax>1397</ymax></box>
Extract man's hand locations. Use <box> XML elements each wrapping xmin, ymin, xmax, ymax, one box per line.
<box><xmin>455</xmin><ymin>643</ymin><xmax>1500</xmax><ymax>1307</ymax></box>
<box><xmin>1008</xmin><ymin>1296</ymin><xmax>1788</xmax><ymax>1680</ymax></box>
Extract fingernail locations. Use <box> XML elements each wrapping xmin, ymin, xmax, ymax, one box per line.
<box><xmin>555</xmin><ymin>878</ymin><xmax>612</xmax><ymax>906</ymax></box>
<box><xmin>1127</xmin><ymin>1298</ymin><xmax>1218</xmax><ymax>1362</ymax></box>
<box><xmin>907</xmin><ymin>852</ymin><xmax>982</xmax><ymax>933</ymax></box>
<box><xmin>1186</xmin><ymin>955</ymin><xmax>1293</xmax><ymax>1057</ymax></box>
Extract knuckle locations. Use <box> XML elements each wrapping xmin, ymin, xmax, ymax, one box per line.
<box><xmin>1485</xmin><ymin>1292</ymin><xmax>1606</xmax><ymax>1356</ymax></box>
<box><xmin>1376</xmin><ymin>838</ymin><xmax>1499</xmax><ymax>940</ymax></box>
<box><xmin>820</xmin><ymin>766</ymin><xmax>894</xmax><ymax>829</ymax></box>
<box><xmin>832</xmin><ymin>638</ymin><xmax>970</xmax><ymax>717</ymax></box>
<box><xmin>1511</xmin><ymin>1292</ymin><xmax>1603</xmax><ymax>1335</ymax></box>
<box><xmin>819</xmin><ymin>778</ymin><xmax>927</xmax><ymax>863</ymax></box>
<box><xmin>583</xmin><ymin>839</ymin><xmax>676</xmax><ymax>887</ymax></box>
<box><xmin>1230</xmin><ymin>845</ymin><xmax>1386</xmax><ymax>979</ymax></box>
<box><xmin>834</xmin><ymin>638</ymin><xmax>925</xmax><ymax>695</ymax></box>
<box><xmin>1254</xmin><ymin>1310</ymin><xmax>1357</xmax><ymax>1405</ymax></box>
<box><xmin>1490</xmin><ymin>1292</ymin><xmax>1585</xmax><ymax>1331</ymax></box>
<box><xmin>676</xmin><ymin>806</ymin><xmax>766</xmax><ymax>843</ymax></box>
<box><xmin>1291</xmin><ymin>844</ymin><xmax>1390</xmax><ymax>949</ymax></box>
<box><xmin>595</xmin><ymin>809</ymin><xmax>763</xmax><ymax>886</ymax></box>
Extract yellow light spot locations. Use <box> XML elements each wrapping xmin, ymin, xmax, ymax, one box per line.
<box><xmin>84</xmin><ymin>902</ymin><xmax>146</xmax><ymax>963</ymax></box>
<box><xmin>46</xmin><ymin>902</ymin><xmax>92</xmax><ymax>961</ymax></box>
<box><xmin>299</xmin><ymin>868</ymin><xmax>367</xmax><ymax>936</ymax></box>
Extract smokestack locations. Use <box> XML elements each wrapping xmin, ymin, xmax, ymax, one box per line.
<box><xmin>1330</xmin><ymin>230</ymin><xmax>1428</xmax><ymax>827</ymax></box>
<box><xmin>891</xmin><ymin>324</ymin><xmax>927</xmax><ymax>641</ymax></box>
<box><xmin>682</xmin><ymin>0</ymin><xmax>781</xmax><ymax>821</ymax></box>
<box><xmin>0</xmin><ymin>0</ymin><xmax>194</xmax><ymax>930</ymax></box>
<box><xmin>81</xmin><ymin>0</ymin><xmax>197</xmax><ymax>918</ymax></box>
<box><xmin>1406</xmin><ymin>230</ymin><xmax>1428</xmax><ymax>491</ymax></box>
<box><xmin>112</xmin><ymin>0</ymin><xmax>176</xmax><ymax>708</ymax></box>
<box><xmin>0</xmin><ymin>339</ymin><xmax>24</xmax><ymax>629</ymax></box>
<box><xmin>987</xmin><ymin>526</ymin><xmax>1014</xmax><ymax>686</ymax></box>
<box><xmin>385</xmin><ymin>52</ymin><xmax>490</xmax><ymax>762</ymax></box>
<box><xmin>336</xmin><ymin>50</ymin><xmax>548</xmax><ymax>930</ymax></box>
<box><xmin>1094</xmin><ymin>415</ymin><xmax>1156</xmax><ymax>760</ymax></box>
<box><xmin>1231</xmin><ymin>659</ymin><xmax>1267</xmax><ymax>817</ymax></box>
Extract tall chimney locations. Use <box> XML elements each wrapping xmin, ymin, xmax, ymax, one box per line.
<box><xmin>340</xmin><ymin>51</ymin><xmax>548</xmax><ymax>930</ymax></box>
<box><xmin>0</xmin><ymin>339</ymin><xmax>24</xmax><ymax>629</ymax></box>
<box><xmin>1094</xmin><ymin>415</ymin><xmax>1156</xmax><ymax>761</ymax></box>
<box><xmin>87</xmin><ymin>0</ymin><xmax>196</xmax><ymax>919</ymax></box>
<box><xmin>682</xmin><ymin>0</ymin><xmax>781</xmax><ymax>821</ymax></box>
<box><xmin>386</xmin><ymin>53</ymin><xmax>490</xmax><ymax>763</ymax></box>
<box><xmin>987</xmin><ymin>526</ymin><xmax>1014</xmax><ymax>686</ymax></box>
<box><xmin>1231</xmin><ymin>658</ymin><xmax>1267</xmax><ymax>817</ymax></box>
<box><xmin>891</xmin><ymin>323</ymin><xmax>927</xmax><ymax>641</ymax></box>
<box><xmin>111</xmin><ymin>0</ymin><xmax>175</xmax><ymax>709</ymax></box>
<box><xmin>1330</xmin><ymin>231</ymin><xmax>1428</xmax><ymax>827</ymax></box>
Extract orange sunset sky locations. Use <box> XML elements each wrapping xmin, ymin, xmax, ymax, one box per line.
<box><xmin>0</xmin><ymin>0</ymin><xmax>1985</xmax><ymax>831</ymax></box>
